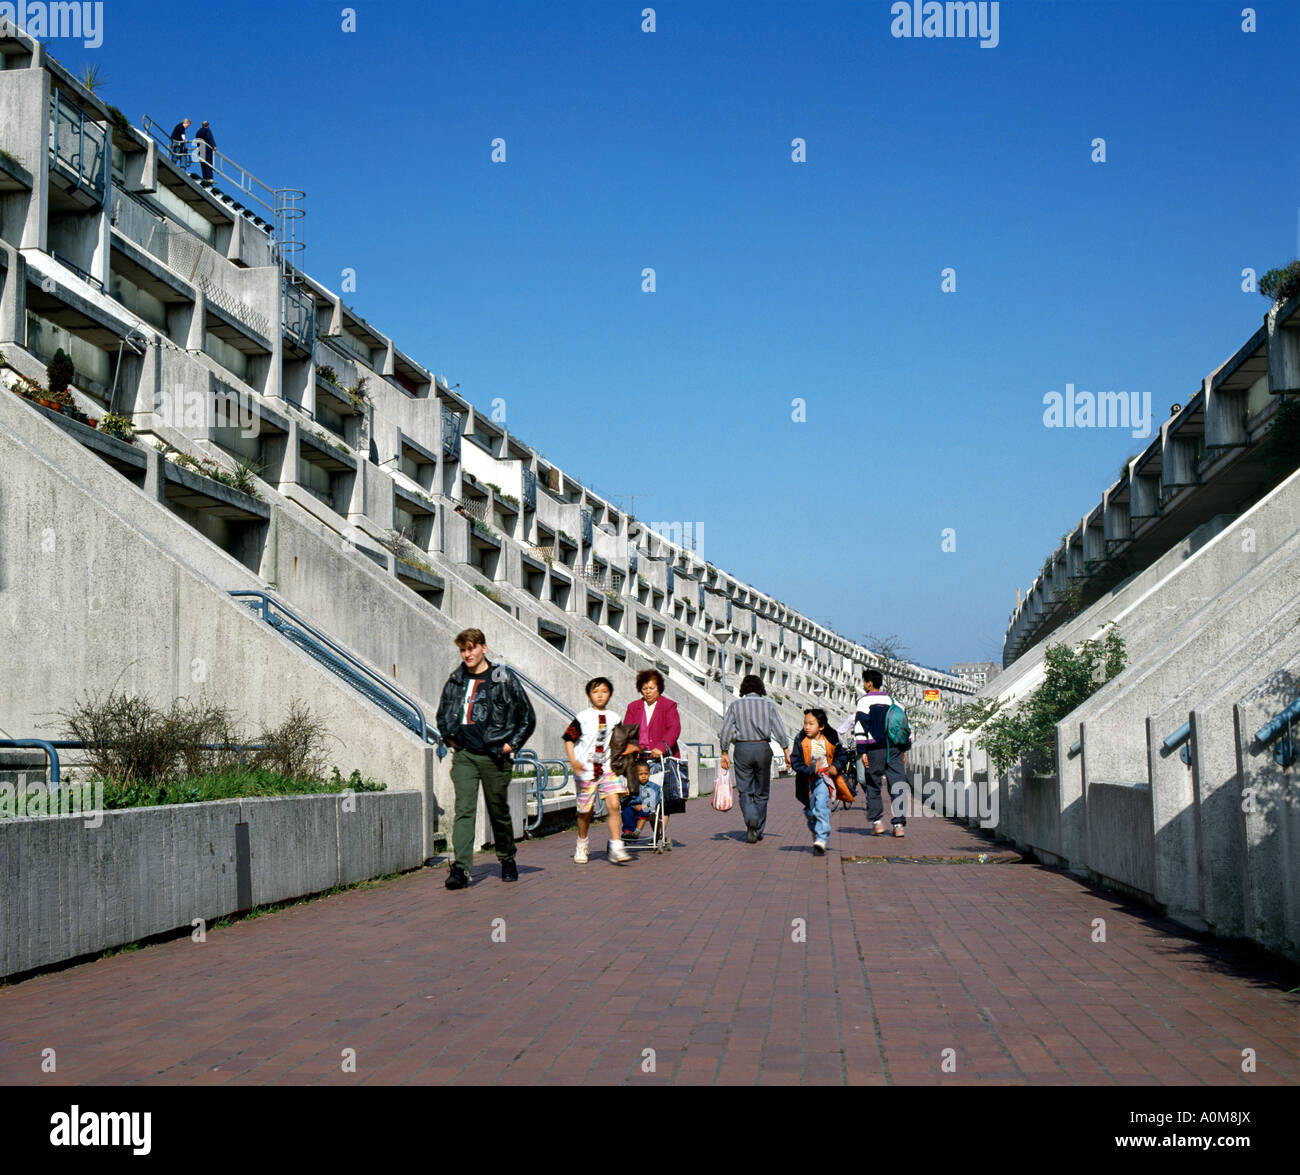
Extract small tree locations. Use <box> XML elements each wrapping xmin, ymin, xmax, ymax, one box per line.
<box><xmin>1259</xmin><ymin>260</ymin><xmax>1300</xmax><ymax>306</ymax></box>
<box><xmin>47</xmin><ymin>348</ymin><xmax>75</xmax><ymax>399</ymax></box>
<box><xmin>978</xmin><ymin>627</ymin><xmax>1126</xmax><ymax>775</ymax></box>
<box><xmin>860</xmin><ymin>630</ymin><xmax>908</xmax><ymax>692</ymax></box>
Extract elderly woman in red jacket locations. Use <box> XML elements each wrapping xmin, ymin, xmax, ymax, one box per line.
<box><xmin>623</xmin><ymin>668</ymin><xmax>682</xmax><ymax>849</ymax></box>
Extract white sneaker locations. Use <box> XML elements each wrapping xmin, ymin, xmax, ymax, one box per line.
<box><xmin>608</xmin><ymin>839</ymin><xmax>631</xmax><ymax>865</ymax></box>
<box><xmin>574</xmin><ymin>838</ymin><xmax>589</xmax><ymax>864</ymax></box>
<box><xmin>813</xmin><ymin>840</ymin><xmax>827</xmax><ymax>855</ymax></box>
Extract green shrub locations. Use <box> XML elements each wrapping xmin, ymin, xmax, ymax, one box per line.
<box><xmin>1259</xmin><ymin>394</ymin><xmax>1300</xmax><ymax>480</ymax></box>
<box><xmin>98</xmin><ymin>412</ymin><xmax>135</xmax><ymax>440</ymax></box>
<box><xmin>978</xmin><ymin>628</ymin><xmax>1126</xmax><ymax>775</ymax></box>
<box><xmin>252</xmin><ymin>699</ymin><xmax>333</xmax><ymax>781</ymax></box>
<box><xmin>1260</xmin><ymin>260</ymin><xmax>1300</xmax><ymax>305</ymax></box>
<box><xmin>65</xmin><ymin>766</ymin><xmax>383</xmax><ymax>810</ymax></box>
<box><xmin>47</xmin><ymin>349</ymin><xmax>75</xmax><ymax>397</ymax></box>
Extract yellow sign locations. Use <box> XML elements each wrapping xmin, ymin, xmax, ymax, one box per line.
<box><xmin>923</xmin><ymin>688</ymin><xmax>941</xmax><ymax>703</ymax></box>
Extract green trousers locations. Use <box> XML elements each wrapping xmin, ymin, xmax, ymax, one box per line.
<box><xmin>451</xmin><ymin>749</ymin><xmax>515</xmax><ymax>869</ymax></box>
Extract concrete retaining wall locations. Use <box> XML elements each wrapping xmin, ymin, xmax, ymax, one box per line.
<box><xmin>1084</xmin><ymin>780</ymin><xmax>1156</xmax><ymax>900</ymax></box>
<box><xmin>0</xmin><ymin>789</ymin><xmax>423</xmax><ymax>978</ymax></box>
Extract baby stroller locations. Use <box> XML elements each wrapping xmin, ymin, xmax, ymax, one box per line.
<box><xmin>623</xmin><ymin>754</ymin><xmax>688</xmax><ymax>854</ymax></box>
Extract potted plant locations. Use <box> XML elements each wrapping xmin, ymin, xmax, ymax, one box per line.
<box><xmin>98</xmin><ymin>412</ymin><xmax>135</xmax><ymax>441</ymax></box>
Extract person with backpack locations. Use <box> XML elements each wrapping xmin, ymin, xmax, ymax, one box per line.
<box><xmin>853</xmin><ymin>668</ymin><xmax>912</xmax><ymax>837</ymax></box>
<box><xmin>435</xmin><ymin>628</ymin><xmax>537</xmax><ymax>889</ymax></box>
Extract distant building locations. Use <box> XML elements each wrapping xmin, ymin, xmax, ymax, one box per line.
<box><xmin>950</xmin><ymin>661</ymin><xmax>1001</xmax><ymax>689</ymax></box>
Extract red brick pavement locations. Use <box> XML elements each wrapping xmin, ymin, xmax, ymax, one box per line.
<box><xmin>1</xmin><ymin>784</ymin><xmax>1297</xmax><ymax>1086</ymax></box>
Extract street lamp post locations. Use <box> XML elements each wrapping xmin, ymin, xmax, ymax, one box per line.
<box><xmin>712</xmin><ymin>627</ymin><xmax>739</xmax><ymax>705</ymax></box>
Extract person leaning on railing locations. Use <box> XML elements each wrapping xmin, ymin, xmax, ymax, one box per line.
<box><xmin>169</xmin><ymin>117</ymin><xmax>190</xmax><ymax>166</ymax></box>
<box><xmin>719</xmin><ymin>675</ymin><xmax>791</xmax><ymax>843</ymax></box>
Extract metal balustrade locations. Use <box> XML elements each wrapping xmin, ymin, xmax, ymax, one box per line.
<box><xmin>441</xmin><ymin>406</ymin><xmax>463</xmax><ymax>458</ymax></box>
<box><xmin>49</xmin><ymin>89</ymin><xmax>106</xmax><ymax>197</ymax></box>
<box><xmin>229</xmin><ymin>590</ymin><xmax>442</xmax><ymax>750</ymax></box>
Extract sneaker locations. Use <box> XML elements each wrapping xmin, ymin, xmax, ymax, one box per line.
<box><xmin>662</xmin><ymin>832</ymin><xmax>673</xmax><ymax>852</ymax></box>
<box><xmin>445</xmin><ymin>864</ymin><xmax>469</xmax><ymax>890</ymax></box>
<box><xmin>501</xmin><ymin>858</ymin><xmax>518</xmax><ymax>881</ymax></box>
<box><xmin>813</xmin><ymin>841</ymin><xmax>827</xmax><ymax>856</ymax></box>
<box><xmin>745</xmin><ymin>827</ymin><xmax>758</xmax><ymax>844</ymax></box>
<box><xmin>608</xmin><ymin>840</ymin><xmax>631</xmax><ymax>865</ymax></box>
<box><xmin>892</xmin><ymin>825</ymin><xmax>906</xmax><ymax>839</ymax></box>
<box><xmin>574</xmin><ymin>838</ymin><xmax>589</xmax><ymax>864</ymax></box>
<box><xmin>872</xmin><ymin>820</ymin><xmax>886</xmax><ymax>836</ymax></box>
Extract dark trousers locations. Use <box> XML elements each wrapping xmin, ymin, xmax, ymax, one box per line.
<box><xmin>864</xmin><ymin>746</ymin><xmax>908</xmax><ymax>826</ymax></box>
<box><xmin>451</xmin><ymin>749</ymin><xmax>514</xmax><ymax>869</ymax></box>
<box><xmin>852</xmin><ymin>750</ymin><xmax>884</xmax><ymax>823</ymax></box>
<box><xmin>732</xmin><ymin>742</ymin><xmax>773</xmax><ymax>834</ymax></box>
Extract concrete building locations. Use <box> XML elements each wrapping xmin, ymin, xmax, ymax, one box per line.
<box><xmin>950</xmin><ymin>661</ymin><xmax>1000</xmax><ymax>689</ymax></box>
<box><xmin>913</xmin><ymin>290</ymin><xmax>1300</xmax><ymax>962</ymax></box>
<box><xmin>0</xmin><ymin>31</ymin><xmax>974</xmax><ymax>859</ymax></box>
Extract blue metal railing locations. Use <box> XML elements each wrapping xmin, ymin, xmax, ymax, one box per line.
<box><xmin>0</xmin><ymin>739</ymin><xmax>268</xmax><ymax>793</ymax></box>
<box><xmin>283</xmin><ymin>279</ymin><xmax>315</xmax><ymax>350</ymax></box>
<box><xmin>522</xmin><ymin>468</ymin><xmax>537</xmax><ymax>512</ymax></box>
<box><xmin>49</xmin><ymin>89</ymin><xmax>107</xmax><ymax>197</ymax></box>
<box><xmin>513</xmin><ymin>748</ymin><xmax>572</xmax><ymax>833</ymax></box>
<box><xmin>1255</xmin><ymin>695</ymin><xmax>1299</xmax><ymax>768</ymax></box>
<box><xmin>229</xmin><ymin>590</ymin><xmax>442</xmax><ymax>750</ymax></box>
<box><xmin>683</xmin><ymin>741</ymin><xmax>715</xmax><ymax>773</ymax></box>
<box><xmin>0</xmin><ymin>739</ymin><xmax>65</xmax><ymax>788</ymax></box>
<box><xmin>501</xmin><ymin>662</ymin><xmax>575</xmax><ymax>721</ymax></box>
<box><xmin>1162</xmin><ymin>721</ymin><xmax>1193</xmax><ymax>765</ymax></box>
<box><xmin>441</xmin><ymin>406</ymin><xmax>463</xmax><ymax>459</ymax></box>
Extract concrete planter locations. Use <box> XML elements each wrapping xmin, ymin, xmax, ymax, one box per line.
<box><xmin>0</xmin><ymin>790</ymin><xmax>423</xmax><ymax>979</ymax></box>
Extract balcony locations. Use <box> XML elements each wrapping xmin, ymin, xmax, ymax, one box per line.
<box><xmin>48</xmin><ymin>90</ymin><xmax>106</xmax><ymax>202</ymax></box>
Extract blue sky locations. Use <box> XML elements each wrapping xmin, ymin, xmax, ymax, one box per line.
<box><xmin>48</xmin><ymin>0</ymin><xmax>1300</xmax><ymax>668</ymax></box>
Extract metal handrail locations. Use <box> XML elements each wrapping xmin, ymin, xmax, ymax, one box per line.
<box><xmin>500</xmin><ymin>663</ymin><xmax>575</xmax><ymax>720</ymax></box>
<box><xmin>142</xmin><ymin>115</ymin><xmax>276</xmax><ymax>217</ymax></box>
<box><xmin>1162</xmin><ymin>722</ymin><xmax>1191</xmax><ymax>751</ymax></box>
<box><xmin>229</xmin><ymin>590</ymin><xmax>441</xmax><ymax>746</ymax></box>
<box><xmin>683</xmin><ymin>741</ymin><xmax>715</xmax><ymax>771</ymax></box>
<box><xmin>1255</xmin><ymin>696</ymin><xmax>1300</xmax><ymax>745</ymax></box>
<box><xmin>513</xmin><ymin>748</ymin><xmax>572</xmax><ymax>833</ymax></box>
<box><xmin>1256</xmin><ymin>695</ymin><xmax>1299</xmax><ymax>767</ymax></box>
<box><xmin>0</xmin><ymin>739</ymin><xmax>64</xmax><ymax>788</ymax></box>
<box><xmin>0</xmin><ymin>739</ymin><xmax>269</xmax><ymax>791</ymax></box>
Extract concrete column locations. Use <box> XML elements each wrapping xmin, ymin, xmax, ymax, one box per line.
<box><xmin>1146</xmin><ymin>713</ymin><xmax>1204</xmax><ymax>928</ymax></box>
<box><xmin>143</xmin><ymin>445</ymin><xmax>167</xmax><ymax>502</ymax></box>
<box><xmin>1265</xmin><ymin>301</ymin><xmax>1300</xmax><ymax>394</ymax></box>
<box><xmin>1203</xmin><ymin>373</ymin><xmax>1248</xmax><ymax>450</ymax></box>
<box><xmin>277</xmin><ymin>419</ymin><xmax>302</xmax><ymax>493</ymax></box>
<box><xmin>88</xmin><ymin>123</ymin><xmax>113</xmax><ymax>290</ymax></box>
<box><xmin>0</xmin><ymin>242</ymin><xmax>25</xmax><ymax>344</ymax></box>
<box><xmin>138</xmin><ymin>138</ymin><xmax>158</xmax><ymax>193</ymax></box>
<box><xmin>186</xmin><ymin>288</ymin><xmax>206</xmax><ymax>352</ymax></box>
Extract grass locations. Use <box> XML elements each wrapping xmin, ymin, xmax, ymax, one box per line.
<box><xmin>59</xmin><ymin>766</ymin><xmax>384</xmax><ymax>811</ymax></box>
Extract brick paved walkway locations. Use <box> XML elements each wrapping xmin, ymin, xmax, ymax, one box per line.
<box><xmin>2</xmin><ymin>784</ymin><xmax>1297</xmax><ymax>1086</ymax></box>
